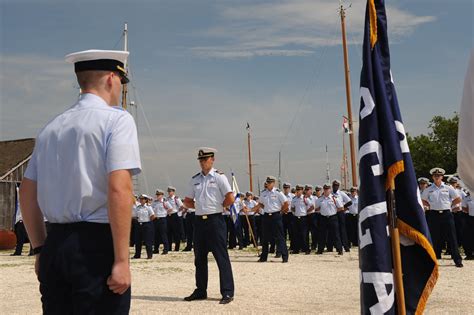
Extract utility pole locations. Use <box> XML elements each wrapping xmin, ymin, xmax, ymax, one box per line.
<box><xmin>278</xmin><ymin>151</ymin><xmax>282</xmax><ymax>190</ymax></box>
<box><xmin>121</xmin><ymin>22</ymin><xmax>129</xmax><ymax>110</ymax></box>
<box><xmin>247</xmin><ymin>123</ymin><xmax>253</xmax><ymax>193</ymax></box>
<box><xmin>339</xmin><ymin>5</ymin><xmax>358</xmax><ymax>187</ymax></box>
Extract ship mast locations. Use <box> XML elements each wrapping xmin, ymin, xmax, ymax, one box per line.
<box><xmin>246</xmin><ymin>123</ymin><xmax>254</xmax><ymax>193</ymax></box>
<box><xmin>339</xmin><ymin>5</ymin><xmax>357</xmax><ymax>187</ymax></box>
<box><xmin>121</xmin><ymin>23</ymin><xmax>129</xmax><ymax>110</ymax></box>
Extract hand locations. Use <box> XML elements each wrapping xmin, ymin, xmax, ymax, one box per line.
<box><xmin>107</xmin><ymin>261</ymin><xmax>131</xmax><ymax>295</ymax></box>
<box><xmin>35</xmin><ymin>254</ymin><xmax>40</xmax><ymax>279</ymax></box>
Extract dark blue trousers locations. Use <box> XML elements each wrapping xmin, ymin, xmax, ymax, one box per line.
<box><xmin>282</xmin><ymin>212</ymin><xmax>294</xmax><ymax>249</ymax></box>
<box><xmin>194</xmin><ymin>214</ymin><xmax>234</xmax><ymax>297</ymax></box>
<box><xmin>153</xmin><ymin>218</ymin><xmax>169</xmax><ymax>253</ymax></box>
<box><xmin>224</xmin><ymin>215</ymin><xmax>237</xmax><ymax>249</ymax></box>
<box><xmin>426</xmin><ymin>210</ymin><xmax>462</xmax><ymax>264</ymax></box>
<box><xmin>184</xmin><ymin>212</ymin><xmax>195</xmax><ymax>250</ymax></box>
<box><xmin>134</xmin><ymin>222</ymin><xmax>154</xmax><ymax>258</ymax></box>
<box><xmin>307</xmin><ymin>213</ymin><xmax>318</xmax><ymax>250</ymax></box>
<box><xmin>167</xmin><ymin>213</ymin><xmax>181</xmax><ymax>251</ymax></box>
<box><xmin>317</xmin><ymin>214</ymin><xmax>342</xmax><ymax>253</ymax></box>
<box><xmin>12</xmin><ymin>221</ymin><xmax>31</xmax><ymax>255</ymax></box>
<box><xmin>260</xmin><ymin>212</ymin><xmax>288</xmax><ymax>261</ymax></box>
<box><xmin>39</xmin><ymin>223</ymin><xmax>130</xmax><ymax>314</ymax></box>
<box><xmin>292</xmin><ymin>216</ymin><xmax>308</xmax><ymax>253</ymax></box>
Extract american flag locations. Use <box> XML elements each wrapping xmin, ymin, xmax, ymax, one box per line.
<box><xmin>358</xmin><ymin>1</ymin><xmax>438</xmax><ymax>314</ymax></box>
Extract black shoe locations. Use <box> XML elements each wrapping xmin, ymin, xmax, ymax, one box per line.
<box><xmin>184</xmin><ymin>290</ymin><xmax>207</xmax><ymax>301</ymax></box>
<box><xmin>147</xmin><ymin>256</ymin><xmax>153</xmax><ymax>259</ymax></box>
<box><xmin>291</xmin><ymin>251</ymin><xmax>300</xmax><ymax>255</ymax></box>
<box><xmin>269</xmin><ymin>249</ymin><xmax>275</xmax><ymax>254</ymax></box>
<box><xmin>10</xmin><ymin>253</ymin><xmax>21</xmax><ymax>256</ymax></box>
<box><xmin>465</xmin><ymin>256</ymin><xmax>474</xmax><ymax>260</ymax></box>
<box><xmin>162</xmin><ymin>251</ymin><xmax>168</xmax><ymax>255</ymax></box>
<box><xmin>305</xmin><ymin>251</ymin><xmax>311</xmax><ymax>255</ymax></box>
<box><xmin>282</xmin><ymin>257</ymin><xmax>288</xmax><ymax>263</ymax></box>
<box><xmin>455</xmin><ymin>262</ymin><xmax>464</xmax><ymax>268</ymax></box>
<box><xmin>238</xmin><ymin>246</ymin><xmax>243</xmax><ymax>250</ymax></box>
<box><xmin>182</xmin><ymin>248</ymin><xmax>192</xmax><ymax>252</ymax></box>
<box><xmin>257</xmin><ymin>258</ymin><xmax>267</xmax><ymax>262</ymax></box>
<box><xmin>337</xmin><ymin>251</ymin><xmax>343</xmax><ymax>255</ymax></box>
<box><xmin>316</xmin><ymin>251</ymin><xmax>323</xmax><ymax>255</ymax></box>
<box><xmin>219</xmin><ymin>295</ymin><xmax>233</xmax><ymax>304</ymax></box>
<box><xmin>345</xmin><ymin>248</ymin><xmax>350</xmax><ymax>253</ymax></box>
<box><xmin>132</xmin><ymin>256</ymin><xmax>140</xmax><ymax>259</ymax></box>
<box><xmin>153</xmin><ymin>250</ymin><xmax>159</xmax><ymax>254</ymax></box>
<box><xmin>274</xmin><ymin>253</ymin><xmax>282</xmax><ymax>258</ymax></box>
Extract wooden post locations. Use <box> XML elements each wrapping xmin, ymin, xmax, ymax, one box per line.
<box><xmin>247</xmin><ymin>130</ymin><xmax>253</xmax><ymax>193</ymax></box>
<box><xmin>387</xmin><ymin>189</ymin><xmax>406</xmax><ymax>315</ymax></box>
<box><xmin>339</xmin><ymin>6</ymin><xmax>358</xmax><ymax>187</ymax></box>
<box><xmin>121</xmin><ymin>23</ymin><xmax>129</xmax><ymax>110</ymax></box>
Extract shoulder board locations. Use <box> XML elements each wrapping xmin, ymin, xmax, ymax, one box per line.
<box><xmin>192</xmin><ymin>172</ymin><xmax>200</xmax><ymax>179</ymax></box>
<box><xmin>276</xmin><ymin>189</ymin><xmax>281</xmax><ymax>192</ymax></box>
<box><xmin>215</xmin><ymin>170</ymin><xmax>225</xmax><ymax>175</ymax></box>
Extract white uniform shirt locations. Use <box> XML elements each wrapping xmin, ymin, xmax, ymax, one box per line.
<box><xmin>315</xmin><ymin>194</ymin><xmax>343</xmax><ymax>217</ymax></box>
<box><xmin>333</xmin><ymin>190</ymin><xmax>351</xmax><ymax>205</ymax></box>
<box><xmin>152</xmin><ymin>199</ymin><xmax>171</xmax><ymax>218</ymax></box>
<box><xmin>284</xmin><ymin>192</ymin><xmax>295</xmax><ymax>209</ymax></box>
<box><xmin>348</xmin><ymin>195</ymin><xmax>359</xmax><ymax>215</ymax></box>
<box><xmin>292</xmin><ymin>195</ymin><xmax>307</xmax><ymax>217</ymax></box>
<box><xmin>303</xmin><ymin>195</ymin><xmax>314</xmax><ymax>213</ymax></box>
<box><xmin>259</xmin><ymin>188</ymin><xmax>287</xmax><ymax>214</ymax></box>
<box><xmin>186</xmin><ymin>206</ymin><xmax>196</xmax><ymax>213</ymax></box>
<box><xmin>452</xmin><ymin>188</ymin><xmax>466</xmax><ymax>211</ymax></box>
<box><xmin>186</xmin><ymin>168</ymin><xmax>233</xmax><ymax>216</ymax></box>
<box><xmin>243</xmin><ymin>199</ymin><xmax>257</xmax><ymax>215</ymax></box>
<box><xmin>462</xmin><ymin>194</ymin><xmax>474</xmax><ymax>216</ymax></box>
<box><xmin>166</xmin><ymin>195</ymin><xmax>183</xmax><ymax>214</ymax></box>
<box><xmin>421</xmin><ymin>183</ymin><xmax>459</xmax><ymax>210</ymax></box>
<box><xmin>133</xmin><ymin>205</ymin><xmax>154</xmax><ymax>223</ymax></box>
<box><xmin>24</xmin><ymin>93</ymin><xmax>141</xmax><ymax>224</ymax></box>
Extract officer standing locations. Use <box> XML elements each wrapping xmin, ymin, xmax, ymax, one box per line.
<box><xmin>151</xmin><ymin>189</ymin><xmax>170</xmax><ymax>255</ymax></box>
<box><xmin>182</xmin><ymin>200</ymin><xmax>196</xmax><ymax>252</ymax></box>
<box><xmin>223</xmin><ymin>205</ymin><xmax>237</xmax><ymax>249</ymax></box>
<box><xmin>20</xmin><ymin>49</ymin><xmax>140</xmax><ymax>313</ymax></box>
<box><xmin>132</xmin><ymin>195</ymin><xmax>155</xmax><ymax>259</ymax></box>
<box><xmin>308</xmin><ymin>185</ymin><xmax>322</xmax><ymax>251</ymax></box>
<box><xmin>11</xmin><ymin>199</ymin><xmax>33</xmax><ymax>256</ymax></box>
<box><xmin>183</xmin><ymin>147</ymin><xmax>235</xmax><ymax>304</ymax></box>
<box><xmin>332</xmin><ymin>180</ymin><xmax>352</xmax><ymax>252</ymax></box>
<box><xmin>449</xmin><ymin>177</ymin><xmax>466</xmax><ymax>250</ymax></box>
<box><xmin>242</xmin><ymin>192</ymin><xmax>258</xmax><ymax>248</ymax></box>
<box><xmin>281</xmin><ymin>183</ymin><xmax>294</xmax><ymax>251</ymax></box>
<box><xmin>291</xmin><ymin>185</ymin><xmax>310</xmax><ymax>254</ymax></box>
<box><xmin>315</xmin><ymin>184</ymin><xmax>344</xmax><ymax>255</ymax></box>
<box><xmin>166</xmin><ymin>186</ymin><xmax>184</xmax><ymax>252</ymax></box>
<box><xmin>255</xmin><ymin>176</ymin><xmax>289</xmax><ymax>263</ymax></box>
<box><xmin>421</xmin><ymin>167</ymin><xmax>463</xmax><ymax>267</ymax></box>
<box><xmin>345</xmin><ymin>187</ymin><xmax>359</xmax><ymax>247</ymax></box>
<box><xmin>418</xmin><ymin>177</ymin><xmax>430</xmax><ymax>194</ymax></box>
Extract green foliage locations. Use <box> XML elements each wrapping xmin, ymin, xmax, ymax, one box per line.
<box><xmin>406</xmin><ymin>113</ymin><xmax>459</xmax><ymax>178</ymax></box>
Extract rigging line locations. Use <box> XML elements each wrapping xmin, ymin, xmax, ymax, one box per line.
<box><xmin>127</xmin><ymin>68</ymin><xmax>172</xmax><ymax>187</ymax></box>
<box><xmin>112</xmin><ymin>33</ymin><xmax>125</xmax><ymax>50</ymax></box>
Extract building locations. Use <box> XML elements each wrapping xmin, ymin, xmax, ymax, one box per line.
<box><xmin>0</xmin><ymin>138</ymin><xmax>35</xmax><ymax>248</ymax></box>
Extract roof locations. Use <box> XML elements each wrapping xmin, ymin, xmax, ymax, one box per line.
<box><xmin>0</xmin><ymin>138</ymin><xmax>35</xmax><ymax>177</ymax></box>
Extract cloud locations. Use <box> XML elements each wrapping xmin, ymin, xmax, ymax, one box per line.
<box><xmin>191</xmin><ymin>0</ymin><xmax>436</xmax><ymax>58</ymax></box>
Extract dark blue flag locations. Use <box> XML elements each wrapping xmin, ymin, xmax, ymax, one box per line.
<box><xmin>358</xmin><ymin>1</ymin><xmax>438</xmax><ymax>314</ymax></box>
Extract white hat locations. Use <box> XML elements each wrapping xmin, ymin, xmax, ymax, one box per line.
<box><xmin>65</xmin><ymin>49</ymin><xmax>130</xmax><ymax>83</ymax></box>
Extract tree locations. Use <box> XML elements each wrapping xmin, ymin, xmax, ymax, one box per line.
<box><xmin>406</xmin><ymin>113</ymin><xmax>459</xmax><ymax>178</ymax></box>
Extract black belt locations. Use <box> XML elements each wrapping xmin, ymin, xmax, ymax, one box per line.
<box><xmin>167</xmin><ymin>213</ymin><xmax>178</xmax><ymax>217</ymax></box>
<box><xmin>322</xmin><ymin>214</ymin><xmax>337</xmax><ymax>218</ymax></box>
<box><xmin>196</xmin><ymin>213</ymin><xmax>221</xmax><ymax>220</ymax></box>
<box><xmin>49</xmin><ymin>222</ymin><xmax>111</xmax><ymax>232</ymax></box>
<box><xmin>430</xmin><ymin>209</ymin><xmax>450</xmax><ymax>214</ymax></box>
<box><xmin>138</xmin><ymin>221</ymin><xmax>152</xmax><ymax>225</ymax></box>
<box><xmin>264</xmin><ymin>212</ymin><xmax>279</xmax><ymax>216</ymax></box>
<box><xmin>295</xmin><ymin>216</ymin><xmax>306</xmax><ymax>219</ymax></box>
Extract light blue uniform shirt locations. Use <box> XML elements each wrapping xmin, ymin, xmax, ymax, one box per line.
<box><xmin>462</xmin><ymin>194</ymin><xmax>474</xmax><ymax>216</ymax></box>
<box><xmin>24</xmin><ymin>93</ymin><xmax>141</xmax><ymax>223</ymax></box>
<box><xmin>166</xmin><ymin>195</ymin><xmax>183</xmax><ymax>214</ymax></box>
<box><xmin>152</xmin><ymin>199</ymin><xmax>171</xmax><ymax>218</ymax></box>
<box><xmin>421</xmin><ymin>183</ymin><xmax>459</xmax><ymax>210</ymax></box>
<box><xmin>133</xmin><ymin>205</ymin><xmax>154</xmax><ymax>223</ymax></box>
<box><xmin>186</xmin><ymin>168</ymin><xmax>233</xmax><ymax>216</ymax></box>
<box><xmin>348</xmin><ymin>195</ymin><xmax>359</xmax><ymax>215</ymax></box>
<box><xmin>291</xmin><ymin>195</ymin><xmax>307</xmax><ymax>217</ymax></box>
<box><xmin>260</xmin><ymin>188</ymin><xmax>287</xmax><ymax>214</ymax></box>
<box><xmin>315</xmin><ymin>194</ymin><xmax>343</xmax><ymax>217</ymax></box>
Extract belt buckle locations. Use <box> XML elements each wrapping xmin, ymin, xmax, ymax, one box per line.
<box><xmin>202</xmin><ymin>215</ymin><xmax>208</xmax><ymax>220</ymax></box>
<box><xmin>268</xmin><ymin>213</ymin><xmax>272</xmax><ymax>216</ymax></box>
<box><xmin>438</xmin><ymin>210</ymin><xmax>443</xmax><ymax>214</ymax></box>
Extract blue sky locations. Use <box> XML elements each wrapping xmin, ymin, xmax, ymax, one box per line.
<box><xmin>1</xmin><ymin>0</ymin><xmax>472</xmax><ymax>194</ymax></box>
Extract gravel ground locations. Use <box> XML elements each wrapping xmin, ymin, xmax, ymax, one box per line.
<box><xmin>0</xmin><ymin>245</ymin><xmax>473</xmax><ymax>314</ymax></box>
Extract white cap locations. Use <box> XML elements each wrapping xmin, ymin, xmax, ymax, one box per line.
<box><xmin>65</xmin><ymin>49</ymin><xmax>129</xmax><ymax>64</ymax></box>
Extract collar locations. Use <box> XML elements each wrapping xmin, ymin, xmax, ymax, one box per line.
<box><xmin>77</xmin><ymin>93</ymin><xmax>111</xmax><ymax>108</ymax></box>
<box><xmin>201</xmin><ymin>168</ymin><xmax>216</xmax><ymax>177</ymax></box>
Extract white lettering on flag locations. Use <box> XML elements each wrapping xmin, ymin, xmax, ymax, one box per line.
<box><xmin>360</xmin><ymin>87</ymin><xmax>376</xmax><ymax>119</ymax></box>
<box><xmin>362</xmin><ymin>272</ymin><xmax>395</xmax><ymax>314</ymax></box>
<box><xmin>359</xmin><ymin>141</ymin><xmax>384</xmax><ymax>176</ymax></box>
<box><xmin>359</xmin><ymin>202</ymin><xmax>388</xmax><ymax>249</ymax></box>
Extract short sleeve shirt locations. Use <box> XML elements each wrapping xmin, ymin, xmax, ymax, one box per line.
<box><xmin>292</xmin><ymin>195</ymin><xmax>307</xmax><ymax>217</ymax></box>
<box><xmin>152</xmin><ymin>199</ymin><xmax>171</xmax><ymax>218</ymax></box>
<box><xmin>166</xmin><ymin>195</ymin><xmax>183</xmax><ymax>214</ymax></box>
<box><xmin>348</xmin><ymin>195</ymin><xmax>359</xmax><ymax>215</ymax></box>
<box><xmin>243</xmin><ymin>199</ymin><xmax>258</xmax><ymax>215</ymax></box>
<box><xmin>315</xmin><ymin>194</ymin><xmax>343</xmax><ymax>216</ymax></box>
<box><xmin>421</xmin><ymin>183</ymin><xmax>459</xmax><ymax>210</ymax></box>
<box><xmin>133</xmin><ymin>205</ymin><xmax>154</xmax><ymax>222</ymax></box>
<box><xmin>186</xmin><ymin>168</ymin><xmax>233</xmax><ymax>215</ymax></box>
<box><xmin>24</xmin><ymin>93</ymin><xmax>141</xmax><ymax>223</ymax></box>
<box><xmin>260</xmin><ymin>188</ymin><xmax>287</xmax><ymax>214</ymax></box>
<box><xmin>462</xmin><ymin>194</ymin><xmax>474</xmax><ymax>216</ymax></box>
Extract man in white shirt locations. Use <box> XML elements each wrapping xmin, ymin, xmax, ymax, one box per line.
<box><xmin>151</xmin><ymin>189</ymin><xmax>170</xmax><ymax>255</ymax></box>
<box><xmin>291</xmin><ymin>185</ymin><xmax>310</xmax><ymax>254</ymax></box>
<box><xmin>461</xmin><ymin>191</ymin><xmax>474</xmax><ymax>260</ymax></box>
<box><xmin>166</xmin><ymin>186</ymin><xmax>184</xmax><ymax>252</ymax></box>
<box><xmin>132</xmin><ymin>195</ymin><xmax>155</xmax><ymax>259</ymax></box>
<box><xmin>421</xmin><ymin>167</ymin><xmax>463</xmax><ymax>267</ymax></box>
<box><xmin>281</xmin><ymin>183</ymin><xmax>295</xmax><ymax>252</ymax></box>
<box><xmin>345</xmin><ymin>187</ymin><xmax>359</xmax><ymax>247</ymax></box>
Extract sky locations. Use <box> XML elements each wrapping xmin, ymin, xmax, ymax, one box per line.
<box><xmin>0</xmin><ymin>0</ymin><xmax>472</xmax><ymax>195</ymax></box>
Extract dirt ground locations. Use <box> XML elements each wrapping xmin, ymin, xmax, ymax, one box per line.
<box><xmin>1</xmin><ymin>245</ymin><xmax>473</xmax><ymax>314</ymax></box>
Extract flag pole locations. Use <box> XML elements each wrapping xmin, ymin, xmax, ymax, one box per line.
<box><xmin>387</xmin><ymin>189</ymin><xmax>406</xmax><ymax>315</ymax></box>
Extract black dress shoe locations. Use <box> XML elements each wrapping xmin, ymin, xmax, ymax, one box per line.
<box><xmin>345</xmin><ymin>248</ymin><xmax>350</xmax><ymax>253</ymax></box>
<box><xmin>455</xmin><ymin>262</ymin><xmax>464</xmax><ymax>268</ymax></box>
<box><xmin>219</xmin><ymin>295</ymin><xmax>233</xmax><ymax>304</ymax></box>
<box><xmin>315</xmin><ymin>251</ymin><xmax>323</xmax><ymax>255</ymax></box>
<box><xmin>147</xmin><ymin>256</ymin><xmax>152</xmax><ymax>259</ymax></box>
<box><xmin>182</xmin><ymin>248</ymin><xmax>192</xmax><ymax>252</ymax></box>
<box><xmin>184</xmin><ymin>291</ymin><xmax>207</xmax><ymax>301</ymax></box>
<box><xmin>274</xmin><ymin>253</ymin><xmax>282</xmax><ymax>258</ymax></box>
<box><xmin>153</xmin><ymin>250</ymin><xmax>159</xmax><ymax>254</ymax></box>
<box><xmin>282</xmin><ymin>258</ymin><xmax>288</xmax><ymax>263</ymax></box>
<box><xmin>337</xmin><ymin>251</ymin><xmax>343</xmax><ymax>255</ymax></box>
<box><xmin>257</xmin><ymin>258</ymin><xmax>267</xmax><ymax>262</ymax></box>
<box><xmin>10</xmin><ymin>253</ymin><xmax>21</xmax><ymax>256</ymax></box>
<box><xmin>305</xmin><ymin>251</ymin><xmax>311</xmax><ymax>255</ymax></box>
<box><xmin>132</xmin><ymin>256</ymin><xmax>140</xmax><ymax>259</ymax></box>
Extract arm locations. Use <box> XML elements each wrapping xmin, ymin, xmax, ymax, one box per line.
<box><xmin>223</xmin><ymin>192</ymin><xmax>235</xmax><ymax>208</ymax></box>
<box><xmin>281</xmin><ymin>201</ymin><xmax>289</xmax><ymax>213</ymax></box>
<box><xmin>451</xmin><ymin>197</ymin><xmax>461</xmax><ymax>208</ymax></box>
<box><xmin>106</xmin><ymin>169</ymin><xmax>133</xmax><ymax>295</ymax></box>
<box><xmin>183</xmin><ymin>197</ymin><xmax>195</xmax><ymax>209</ymax></box>
<box><xmin>19</xmin><ymin>178</ymin><xmax>47</xmax><ymax>277</ymax></box>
